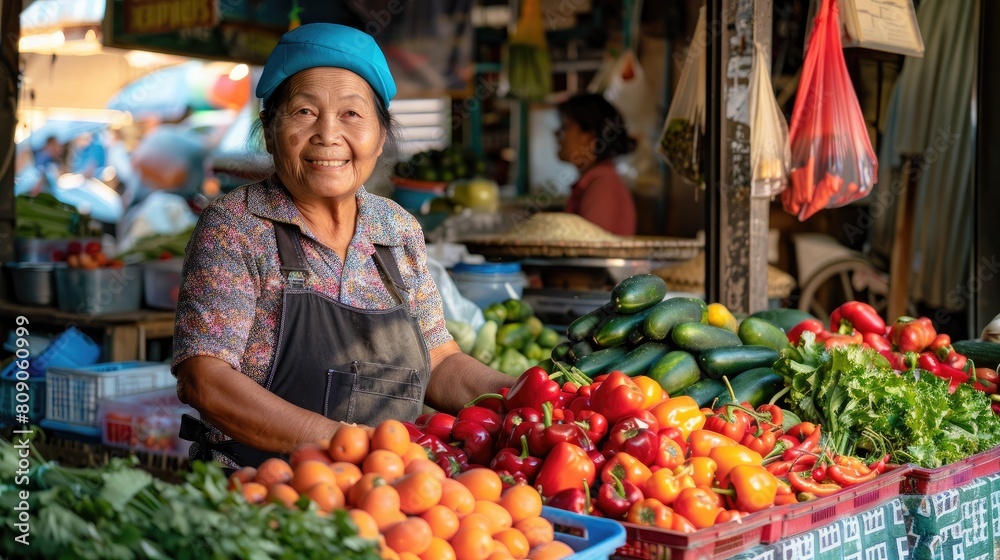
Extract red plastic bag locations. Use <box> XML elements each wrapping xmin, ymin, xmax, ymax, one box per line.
<box><xmin>783</xmin><ymin>0</ymin><xmax>877</xmax><ymax>221</ymax></box>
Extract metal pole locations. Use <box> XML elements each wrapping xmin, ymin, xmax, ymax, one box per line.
<box><xmin>0</xmin><ymin>0</ymin><xmax>20</xmax><ymax>268</ymax></box>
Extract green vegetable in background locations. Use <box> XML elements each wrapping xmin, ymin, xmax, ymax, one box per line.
<box><xmin>471</xmin><ymin>320</ymin><xmax>499</xmax><ymax>364</ymax></box>
<box><xmin>498</xmin><ymin>347</ymin><xmax>533</xmax><ymax>377</ymax></box>
<box><xmin>447</xmin><ymin>320</ymin><xmax>477</xmax><ymax>354</ymax></box>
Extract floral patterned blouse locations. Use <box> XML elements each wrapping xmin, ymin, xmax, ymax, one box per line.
<box><xmin>171</xmin><ymin>178</ymin><xmax>451</xmax><ymax>456</ymax></box>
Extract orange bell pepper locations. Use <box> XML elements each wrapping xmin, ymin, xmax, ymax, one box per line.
<box><xmin>673</xmin><ymin>486</ymin><xmax>723</xmax><ymax>529</ymax></box>
<box><xmin>716</xmin><ymin>464</ymin><xmax>778</xmax><ymax>512</ymax></box>
<box><xmin>601</xmin><ymin>452</ymin><xmax>653</xmax><ymax>488</ymax></box>
<box><xmin>631</xmin><ymin>375</ymin><xmax>667</xmax><ymax>409</ymax></box>
<box><xmin>686</xmin><ymin>456</ymin><xmax>718</xmax><ymax>487</ymax></box>
<box><xmin>643</xmin><ymin>467</ymin><xmax>696</xmax><ymax>506</ymax></box>
<box><xmin>708</xmin><ymin>444</ymin><xmax>763</xmax><ymax>482</ymax></box>
<box><xmin>626</xmin><ymin>498</ymin><xmax>674</xmax><ymax>529</ymax></box>
<box><xmin>688</xmin><ymin>429</ymin><xmax>738</xmax><ymax>457</ymax></box>
<box><xmin>651</xmin><ymin>396</ymin><xmax>706</xmax><ymax>440</ymax></box>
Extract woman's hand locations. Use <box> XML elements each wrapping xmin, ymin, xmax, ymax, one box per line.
<box><xmin>424</xmin><ymin>340</ymin><xmax>514</xmax><ymax>413</ymax></box>
<box><xmin>176</xmin><ymin>355</ymin><xmax>349</xmax><ymax>453</ymax></box>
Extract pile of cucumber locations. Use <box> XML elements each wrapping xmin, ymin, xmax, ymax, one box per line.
<box><xmin>458</xmin><ymin>299</ymin><xmax>566</xmax><ymax>377</ymax></box>
<box><xmin>554</xmin><ymin>274</ymin><xmax>797</xmax><ymax>409</ymax></box>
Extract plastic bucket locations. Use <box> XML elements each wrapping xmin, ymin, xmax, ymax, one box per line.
<box><xmin>450</xmin><ymin>262</ymin><xmax>527</xmax><ymax>309</ymax></box>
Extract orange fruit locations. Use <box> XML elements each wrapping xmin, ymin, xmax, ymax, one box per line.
<box><xmin>493</xmin><ymin>528</ymin><xmax>529</xmax><ymax>560</ymax></box>
<box><xmin>383</xmin><ymin>517</ymin><xmax>434</xmax><ymax>555</ymax></box>
<box><xmin>290</xmin><ymin>460</ymin><xmax>337</xmax><ymax>494</ymax></box>
<box><xmin>449</xmin><ymin>526</ymin><xmax>495</xmax><ymax>560</ymax></box>
<box><xmin>227</xmin><ymin>466</ymin><xmax>257</xmax><ymax>491</ymax></box>
<box><xmin>303</xmin><ymin>481</ymin><xmax>345</xmax><ymax>513</ymax></box>
<box><xmin>240</xmin><ymin>481</ymin><xmax>268</xmax><ymax>504</ymax></box>
<box><xmin>255</xmin><ymin>458</ymin><xmax>293</xmax><ymax>487</ymax></box>
<box><xmin>526</xmin><ymin>540</ymin><xmax>574</xmax><ymax>560</ymax></box>
<box><xmin>363</xmin><ymin>449</ymin><xmax>406</xmax><ymax>481</ymax></box>
<box><xmin>498</xmin><ymin>485</ymin><xmax>543</xmax><ymax>525</ymax></box>
<box><xmin>329</xmin><ymin>424</ymin><xmax>371</xmax><ymax>464</ymax></box>
<box><xmin>347</xmin><ymin>472</ymin><xmax>387</xmax><ymax>506</ymax></box>
<box><xmin>330</xmin><ymin>461</ymin><xmax>364</xmax><ymax>493</ymax></box>
<box><xmin>266</xmin><ymin>483</ymin><xmax>300</xmax><ymax>509</ymax></box>
<box><xmin>399</xmin><ymin>553</ymin><xmax>421</xmax><ymax>560</ymax></box>
<box><xmin>402</xmin><ymin>441</ymin><xmax>430</xmax><ymax>465</ymax></box>
<box><xmin>393</xmin><ymin>471</ymin><xmax>443</xmax><ymax>514</ymax></box>
<box><xmin>290</xmin><ymin>443</ymin><xmax>333</xmax><ymax>468</ymax></box>
<box><xmin>458</xmin><ymin>513</ymin><xmax>494</xmax><ymax>534</ymax></box>
<box><xmin>420</xmin><ymin>504</ymin><xmax>460</xmax><ymax>540</ymax></box>
<box><xmin>359</xmin><ymin>484</ymin><xmax>403</xmax><ymax>530</ymax></box>
<box><xmin>513</xmin><ymin>517</ymin><xmax>553</xmax><ymax>549</ymax></box>
<box><xmin>348</xmin><ymin>508</ymin><xmax>380</xmax><ymax>540</ymax></box>
<box><xmin>473</xmin><ymin>500</ymin><xmax>513</xmax><ymax>534</ymax></box>
<box><xmin>489</xmin><ymin>540</ymin><xmax>514</xmax><ymax>560</ymax></box>
<box><xmin>371</xmin><ymin>419</ymin><xmax>412</xmax><ymax>456</ymax></box>
<box><xmin>419</xmin><ymin>537</ymin><xmax>456</xmax><ymax>560</ymax></box>
<box><xmin>454</xmin><ymin>469</ymin><xmax>502</xmax><ymax>503</ymax></box>
<box><xmin>440</xmin><ymin>478</ymin><xmax>477</xmax><ymax>517</ymax></box>
<box><xmin>404</xmin><ymin>458</ymin><xmax>446</xmax><ymax>480</ymax></box>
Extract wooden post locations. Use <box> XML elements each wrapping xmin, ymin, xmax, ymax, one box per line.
<box><xmin>887</xmin><ymin>155</ymin><xmax>921</xmax><ymax>321</ymax></box>
<box><xmin>706</xmin><ymin>0</ymin><xmax>772</xmax><ymax>313</ymax></box>
<box><xmin>975</xmin><ymin>0</ymin><xmax>1000</xmax><ymax>334</ymax></box>
<box><xmin>0</xmin><ymin>0</ymin><xmax>19</xmax><ymax>267</ymax></box>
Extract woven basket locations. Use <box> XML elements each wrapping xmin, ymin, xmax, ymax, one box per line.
<box><xmin>653</xmin><ymin>252</ymin><xmax>797</xmax><ymax>299</ymax></box>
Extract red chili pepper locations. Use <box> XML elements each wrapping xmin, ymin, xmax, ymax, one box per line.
<box><xmin>944</xmin><ymin>351</ymin><xmax>968</xmax><ymax>371</ymax></box>
<box><xmin>505</xmin><ymin>366</ymin><xmax>563</xmax><ymax>413</ymax></box>
<box><xmin>888</xmin><ymin>316</ymin><xmax>937</xmax><ymax>353</ymax></box>
<box><xmin>824</xmin><ymin>331</ymin><xmax>863</xmax><ymax>349</ymax></box>
<box><xmin>917</xmin><ymin>352</ymin><xmax>941</xmax><ymax>375</ymax></box>
<box><xmin>867</xmin><ymin>454</ymin><xmax>889</xmax><ymax>474</ymax></box>
<box><xmin>788</xmin><ymin>319</ymin><xmax>826</xmax><ymax>345</ymax></box>
<box><xmin>496</xmin><ymin>470</ymin><xmax>529</xmax><ymax>491</ymax></box>
<box><xmin>929</xmin><ymin>334</ymin><xmax>953</xmax><ymax>360</ymax></box>
<box><xmin>935</xmin><ymin>363</ymin><xmax>971</xmax><ymax>394</ymax></box>
<box><xmin>415</xmin><ymin>412</ymin><xmax>457</xmax><ymax>441</ymax></box>
<box><xmin>578</xmin><ymin>384</ymin><xmax>594</xmax><ymax>398</ymax></box>
<box><xmin>784</xmin><ymin>424</ymin><xmax>822</xmax><ymax>462</ymax></box>
<box><xmin>527</xmin><ymin>402</ymin><xmax>593</xmax><ymax>456</ymax></box>
<box><xmin>788</xmin><ymin>470</ymin><xmax>842</xmax><ymax>496</ymax></box>
<box><xmin>457</xmin><ymin>406</ymin><xmax>502</xmax><ymax>436</ymax></box>
<box><xmin>827</xmin><ymin>465</ymin><xmax>879</xmax><ymax>486</ymax></box>
<box><xmin>602</xmin><ymin>415</ymin><xmax>660</xmax><ymax>466</ymax></box>
<box><xmin>499</xmin><ymin>407</ymin><xmax>542</xmax><ymax>450</ymax></box>
<box><xmin>862</xmin><ymin>332</ymin><xmax>892</xmax><ymax>353</ymax></box>
<box><xmin>976</xmin><ymin>367</ymin><xmax>999</xmax><ymax>385</ymax></box>
<box><xmin>534</xmin><ymin>442</ymin><xmax>596</xmax><ymax>499</ymax></box>
<box><xmin>416</xmin><ymin>433</ymin><xmax>468</xmax><ymax>476</ymax></box>
<box><xmin>878</xmin><ymin>349</ymin><xmax>907</xmax><ymax>372</ymax></box>
<box><xmin>562</xmin><ymin>381</ymin><xmax>580</xmax><ymax>394</ymax></box>
<box><xmin>451</xmin><ymin>419</ymin><xmax>495</xmax><ymax>466</ymax></box>
<box><xmin>811</xmin><ymin>464</ymin><xmax>827</xmax><ymax>482</ymax></box>
<box><xmin>575</xmin><ymin>410</ymin><xmax>609</xmax><ymax>444</ymax></box>
<box><xmin>590</xmin><ymin>371</ymin><xmax>646</xmax><ymax>423</ymax></box>
<box><xmin>490</xmin><ymin>434</ymin><xmax>542</xmax><ymax>482</ymax></box>
<box><xmin>786</xmin><ymin>422</ymin><xmax>816</xmax><ymax>441</ymax></box>
<box><xmin>755</xmin><ymin>404</ymin><xmax>784</xmax><ymax>433</ymax></box>
<box><xmin>831</xmin><ymin>302</ymin><xmax>886</xmax><ymax>336</ymax></box>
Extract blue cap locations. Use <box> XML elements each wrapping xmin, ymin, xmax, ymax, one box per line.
<box><xmin>256</xmin><ymin>23</ymin><xmax>396</xmax><ymax>108</ymax></box>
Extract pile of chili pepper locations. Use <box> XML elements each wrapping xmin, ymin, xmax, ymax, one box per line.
<box><xmin>786</xmin><ymin>301</ymin><xmax>993</xmax><ymax>400</ymax></box>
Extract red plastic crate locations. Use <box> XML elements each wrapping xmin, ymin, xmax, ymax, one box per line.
<box><xmin>758</xmin><ymin>464</ymin><xmax>910</xmax><ymax>544</ymax></box>
<box><xmin>903</xmin><ymin>446</ymin><xmax>1000</xmax><ymax>495</ymax></box>
<box><xmin>613</xmin><ymin>510</ymin><xmax>773</xmax><ymax>560</ymax></box>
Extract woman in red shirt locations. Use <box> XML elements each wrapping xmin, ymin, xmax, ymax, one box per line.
<box><xmin>556</xmin><ymin>94</ymin><xmax>638</xmax><ymax>236</ymax></box>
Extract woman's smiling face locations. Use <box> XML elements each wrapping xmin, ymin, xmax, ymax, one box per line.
<box><xmin>264</xmin><ymin>67</ymin><xmax>385</xmax><ymax>204</ymax></box>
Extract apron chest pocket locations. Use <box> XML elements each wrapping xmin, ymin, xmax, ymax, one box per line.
<box><xmin>325</xmin><ymin>361</ymin><xmax>425</xmax><ymax>425</ymax></box>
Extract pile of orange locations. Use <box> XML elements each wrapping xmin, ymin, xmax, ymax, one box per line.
<box><xmin>228</xmin><ymin>419</ymin><xmax>575</xmax><ymax>560</ymax></box>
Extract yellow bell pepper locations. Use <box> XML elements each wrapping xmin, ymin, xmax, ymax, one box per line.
<box><xmin>651</xmin><ymin>396</ymin><xmax>706</xmax><ymax>440</ymax></box>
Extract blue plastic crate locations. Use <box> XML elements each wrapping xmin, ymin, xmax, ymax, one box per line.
<box><xmin>39</xmin><ymin>418</ymin><xmax>102</xmax><ymax>440</ymax></box>
<box><xmin>46</xmin><ymin>361</ymin><xmax>175</xmax><ymax>428</ymax></box>
<box><xmin>0</xmin><ymin>372</ymin><xmax>44</xmax><ymax>425</ymax></box>
<box><xmin>542</xmin><ymin>506</ymin><xmax>627</xmax><ymax>560</ymax></box>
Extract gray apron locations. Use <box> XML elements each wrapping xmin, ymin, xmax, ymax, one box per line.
<box><xmin>180</xmin><ymin>221</ymin><xmax>432</xmax><ymax>468</ymax></box>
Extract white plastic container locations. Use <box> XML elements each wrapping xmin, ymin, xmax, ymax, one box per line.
<box><xmin>99</xmin><ymin>388</ymin><xmax>195</xmax><ymax>457</ymax></box>
<box><xmin>450</xmin><ymin>262</ymin><xmax>528</xmax><ymax>309</ymax></box>
<box><xmin>143</xmin><ymin>258</ymin><xmax>184</xmax><ymax>310</ymax></box>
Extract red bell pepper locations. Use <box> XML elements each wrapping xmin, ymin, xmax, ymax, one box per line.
<box><xmin>499</xmin><ymin>407</ymin><xmax>542</xmax><ymax>450</ymax></box>
<box><xmin>496</xmin><ymin>470</ymin><xmax>529</xmax><ymax>491</ymax></box>
<box><xmin>658</xmin><ymin>427</ymin><xmax>689</xmax><ymax>457</ymax></box>
<box><xmin>597</xmin><ymin>471</ymin><xmax>644</xmax><ymax>520</ymax></box>
<box><xmin>935</xmin><ymin>363</ymin><xmax>971</xmax><ymax>394</ymax></box>
<box><xmin>457</xmin><ymin>406</ymin><xmax>502</xmax><ymax>436</ymax></box>
<box><xmin>527</xmin><ymin>402</ymin><xmax>593</xmax><ymax>456</ymax></box>
<box><xmin>415</xmin><ymin>411</ymin><xmax>457</xmax><ymax>441</ymax></box>
<box><xmin>534</xmin><ymin>442</ymin><xmax>596</xmax><ymax>498</ymax></box>
<box><xmin>862</xmin><ymin>332</ymin><xmax>892</xmax><ymax>353</ymax></box>
<box><xmin>917</xmin><ymin>352</ymin><xmax>941</xmax><ymax>374</ymax></box>
<box><xmin>415</xmin><ymin>433</ymin><xmax>468</xmax><ymax>476</ymax></box>
<box><xmin>451</xmin><ymin>419</ymin><xmax>495</xmax><ymax>466</ymax></box>
<box><xmin>654</xmin><ymin>432</ymin><xmax>686</xmax><ymax>470</ymax></box>
<box><xmin>490</xmin><ymin>434</ymin><xmax>542</xmax><ymax>482</ymax></box>
<box><xmin>505</xmin><ymin>366</ymin><xmax>563</xmax><ymax>413</ymax></box>
<box><xmin>574</xmin><ymin>410</ymin><xmax>609</xmax><ymax>444</ymax></box>
<box><xmin>944</xmin><ymin>351</ymin><xmax>968</xmax><ymax>371</ymax></box>
<box><xmin>929</xmin><ymin>334</ymin><xmax>953</xmax><ymax>360</ymax></box>
<box><xmin>788</xmin><ymin>319</ymin><xmax>825</xmax><ymax>345</ymax></box>
<box><xmin>401</xmin><ymin>421</ymin><xmax>424</xmax><ymax>441</ymax></box>
<box><xmin>888</xmin><ymin>316</ymin><xmax>937</xmax><ymax>353</ymax></box>
<box><xmin>602</xmin><ymin>415</ymin><xmax>659</xmax><ymax>466</ymax></box>
<box><xmin>741</xmin><ymin>430</ymin><xmax>777</xmax><ymax>456</ymax></box>
<box><xmin>977</xmin><ymin>367</ymin><xmax>999</xmax><ymax>385</ymax></box>
<box><xmin>587</xmin><ymin>447</ymin><xmax>607</xmax><ymax>472</ymax></box>
<box><xmin>601</xmin><ymin>452</ymin><xmax>654</xmax><ymax>488</ymax></box>
<box><xmin>569</xmin><ymin>395</ymin><xmax>591</xmax><ymax>417</ymax></box>
<box><xmin>590</xmin><ymin>371</ymin><xmax>646</xmax><ymax>423</ymax></box>
<box><xmin>704</xmin><ymin>404</ymin><xmax>752</xmax><ymax>441</ymax></box>
<box><xmin>465</xmin><ymin>392</ymin><xmax>507</xmax><ymax>415</ymax></box>
<box><xmin>824</xmin><ymin>331</ymin><xmax>863</xmax><ymax>349</ymax></box>
<box><xmin>830</xmin><ymin>302</ymin><xmax>886</xmax><ymax>336</ymax></box>
<box><xmin>545</xmin><ymin>481</ymin><xmax>592</xmax><ymax>515</ymax></box>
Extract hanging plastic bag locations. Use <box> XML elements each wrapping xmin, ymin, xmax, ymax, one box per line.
<box><xmin>501</xmin><ymin>0</ymin><xmax>552</xmax><ymax>100</ymax></box>
<box><xmin>596</xmin><ymin>50</ymin><xmax>660</xmax><ymax>192</ymax></box>
<box><xmin>782</xmin><ymin>0</ymin><xmax>877</xmax><ymax>221</ymax></box>
<box><xmin>658</xmin><ymin>6</ymin><xmax>707</xmax><ymax>186</ymax></box>
<box><xmin>748</xmin><ymin>42</ymin><xmax>790</xmax><ymax>198</ymax></box>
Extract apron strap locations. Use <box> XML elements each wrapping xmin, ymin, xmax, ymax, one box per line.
<box><xmin>273</xmin><ymin>221</ymin><xmax>310</xmax><ymax>285</ymax></box>
<box><xmin>372</xmin><ymin>244</ymin><xmax>408</xmax><ymax>305</ymax></box>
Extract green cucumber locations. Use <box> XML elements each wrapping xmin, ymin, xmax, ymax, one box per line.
<box><xmin>698</xmin><ymin>345</ymin><xmax>781</xmax><ymax>380</ymax></box>
<box><xmin>674</xmin><ymin>378</ymin><xmax>726</xmax><ymax>408</ymax></box>
<box><xmin>606</xmin><ymin>342</ymin><xmax>672</xmax><ymax>376</ymax></box>
<box><xmin>628</xmin><ymin>325</ymin><xmax>647</xmax><ymax>346</ymax></box>
<box><xmin>671</xmin><ymin>322</ymin><xmax>743</xmax><ymax>353</ymax></box>
<box><xmin>738</xmin><ymin>317</ymin><xmax>793</xmax><ymax>351</ymax></box>
<box><xmin>714</xmin><ymin>367</ymin><xmax>786</xmax><ymax>408</ymax></box>
<box><xmin>550</xmin><ymin>341</ymin><xmax>572</xmax><ymax>362</ymax></box>
<box><xmin>567</xmin><ymin>340</ymin><xmax>595</xmax><ymax>363</ymax></box>
<box><xmin>647</xmin><ymin>350</ymin><xmax>701</xmax><ymax>394</ymax></box>
<box><xmin>593</xmin><ymin>307</ymin><xmax>656</xmax><ymax>348</ymax></box>
<box><xmin>644</xmin><ymin>297</ymin><xmax>709</xmax><ymax>340</ymax></box>
<box><xmin>611</xmin><ymin>274</ymin><xmax>668</xmax><ymax>314</ymax></box>
<box><xmin>749</xmin><ymin>309</ymin><xmax>818</xmax><ymax>334</ymax></box>
<box><xmin>573</xmin><ymin>346</ymin><xmax>630</xmax><ymax>376</ymax></box>
<box><xmin>566</xmin><ymin>303</ymin><xmax>615</xmax><ymax>342</ymax></box>
<box><xmin>953</xmin><ymin>339</ymin><xmax>1000</xmax><ymax>370</ymax></box>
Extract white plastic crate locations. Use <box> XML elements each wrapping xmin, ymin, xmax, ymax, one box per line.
<box><xmin>46</xmin><ymin>361</ymin><xmax>175</xmax><ymax>428</ymax></box>
<box><xmin>99</xmin><ymin>388</ymin><xmax>195</xmax><ymax>457</ymax></box>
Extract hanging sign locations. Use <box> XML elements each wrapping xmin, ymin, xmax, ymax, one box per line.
<box><xmin>840</xmin><ymin>0</ymin><xmax>924</xmax><ymax>57</ymax></box>
<box><xmin>122</xmin><ymin>0</ymin><xmax>216</xmax><ymax>35</ymax></box>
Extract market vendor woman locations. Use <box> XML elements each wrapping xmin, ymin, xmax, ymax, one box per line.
<box><xmin>174</xmin><ymin>23</ymin><xmax>513</xmax><ymax>469</ymax></box>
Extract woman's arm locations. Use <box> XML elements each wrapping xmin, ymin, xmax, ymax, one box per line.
<box><xmin>424</xmin><ymin>340</ymin><xmax>514</xmax><ymax>413</ymax></box>
<box><xmin>176</xmin><ymin>355</ymin><xmax>348</xmax><ymax>453</ymax></box>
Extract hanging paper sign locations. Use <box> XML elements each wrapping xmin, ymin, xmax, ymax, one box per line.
<box><xmin>840</xmin><ymin>0</ymin><xmax>924</xmax><ymax>57</ymax></box>
<box><xmin>123</xmin><ymin>0</ymin><xmax>216</xmax><ymax>35</ymax></box>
